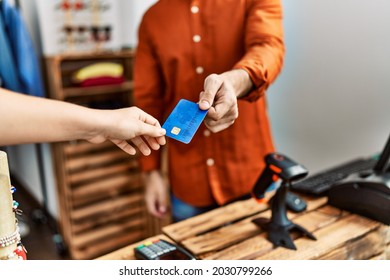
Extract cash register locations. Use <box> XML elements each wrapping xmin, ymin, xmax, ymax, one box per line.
<box><xmin>327</xmin><ymin>134</ymin><xmax>390</xmax><ymax>225</ymax></box>
<box><xmin>292</xmin><ymin>133</ymin><xmax>390</xmax><ymax>225</ymax></box>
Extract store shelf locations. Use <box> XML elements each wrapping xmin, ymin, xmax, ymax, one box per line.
<box><xmin>62</xmin><ymin>81</ymin><xmax>134</xmax><ymax>98</ymax></box>
<box><xmin>43</xmin><ymin>51</ymin><xmax>153</xmax><ymax>259</ymax></box>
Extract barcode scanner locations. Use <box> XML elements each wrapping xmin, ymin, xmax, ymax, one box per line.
<box><xmin>252</xmin><ymin>152</ymin><xmax>316</xmax><ymax>250</ymax></box>
<box><xmin>252</xmin><ymin>153</ymin><xmax>308</xmax><ymax>201</ymax></box>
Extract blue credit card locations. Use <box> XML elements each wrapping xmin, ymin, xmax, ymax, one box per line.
<box><xmin>162</xmin><ymin>99</ymin><xmax>208</xmax><ymax>144</ymax></box>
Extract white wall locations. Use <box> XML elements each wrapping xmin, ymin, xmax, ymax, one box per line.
<box><xmin>118</xmin><ymin>0</ymin><xmax>157</xmax><ymax>48</ymax></box>
<box><xmin>268</xmin><ymin>0</ymin><xmax>390</xmax><ymax>173</ymax></box>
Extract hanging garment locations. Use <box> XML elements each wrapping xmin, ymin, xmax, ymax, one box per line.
<box><xmin>1</xmin><ymin>0</ymin><xmax>45</xmax><ymax>97</ymax></box>
<box><xmin>0</xmin><ymin>6</ymin><xmax>23</xmax><ymax>92</ymax></box>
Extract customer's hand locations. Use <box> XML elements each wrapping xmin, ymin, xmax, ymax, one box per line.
<box><xmin>143</xmin><ymin>170</ymin><xmax>169</xmax><ymax>218</ymax></box>
<box><xmin>87</xmin><ymin>107</ymin><xmax>166</xmax><ymax>156</ymax></box>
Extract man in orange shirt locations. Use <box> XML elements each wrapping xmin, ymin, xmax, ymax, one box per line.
<box><xmin>134</xmin><ymin>0</ymin><xmax>285</xmax><ymax>222</ymax></box>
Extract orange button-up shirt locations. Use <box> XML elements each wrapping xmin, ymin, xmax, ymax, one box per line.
<box><xmin>134</xmin><ymin>0</ymin><xmax>285</xmax><ymax>207</ymax></box>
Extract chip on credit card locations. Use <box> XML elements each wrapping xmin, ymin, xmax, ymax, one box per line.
<box><xmin>162</xmin><ymin>99</ymin><xmax>208</xmax><ymax>144</ymax></box>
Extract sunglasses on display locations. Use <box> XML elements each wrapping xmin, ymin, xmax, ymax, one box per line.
<box><xmin>56</xmin><ymin>0</ymin><xmax>111</xmax><ymax>12</ymax></box>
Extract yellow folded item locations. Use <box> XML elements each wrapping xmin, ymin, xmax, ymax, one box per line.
<box><xmin>72</xmin><ymin>62</ymin><xmax>124</xmax><ymax>83</ymax></box>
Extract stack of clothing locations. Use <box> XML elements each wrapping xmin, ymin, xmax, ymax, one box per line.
<box><xmin>71</xmin><ymin>62</ymin><xmax>125</xmax><ymax>87</ymax></box>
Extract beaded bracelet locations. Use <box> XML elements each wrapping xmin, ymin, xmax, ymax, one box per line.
<box><xmin>0</xmin><ymin>186</ymin><xmax>26</xmax><ymax>260</ymax></box>
<box><xmin>0</xmin><ymin>226</ymin><xmax>21</xmax><ymax>248</ymax></box>
<box><xmin>0</xmin><ymin>243</ymin><xmax>27</xmax><ymax>260</ymax></box>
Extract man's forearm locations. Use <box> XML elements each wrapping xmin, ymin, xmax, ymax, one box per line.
<box><xmin>220</xmin><ymin>69</ymin><xmax>254</xmax><ymax>99</ymax></box>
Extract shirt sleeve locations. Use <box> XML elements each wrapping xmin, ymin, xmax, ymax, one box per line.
<box><xmin>233</xmin><ymin>0</ymin><xmax>285</xmax><ymax>102</ymax></box>
<box><xmin>133</xmin><ymin>14</ymin><xmax>164</xmax><ymax>172</ymax></box>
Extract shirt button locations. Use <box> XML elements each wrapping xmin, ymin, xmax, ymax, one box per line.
<box><xmin>193</xmin><ymin>35</ymin><xmax>201</xmax><ymax>43</ymax></box>
<box><xmin>206</xmin><ymin>158</ymin><xmax>215</xmax><ymax>166</ymax></box>
<box><xmin>195</xmin><ymin>66</ymin><xmax>204</xmax><ymax>74</ymax></box>
<box><xmin>203</xmin><ymin>130</ymin><xmax>211</xmax><ymax>137</ymax></box>
<box><xmin>191</xmin><ymin>6</ymin><xmax>199</xmax><ymax>14</ymax></box>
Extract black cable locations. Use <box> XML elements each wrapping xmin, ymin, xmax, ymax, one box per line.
<box><xmin>373</xmin><ymin>133</ymin><xmax>390</xmax><ymax>173</ymax></box>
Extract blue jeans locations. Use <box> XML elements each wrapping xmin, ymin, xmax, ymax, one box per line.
<box><xmin>170</xmin><ymin>183</ymin><xmax>277</xmax><ymax>222</ymax></box>
<box><xmin>170</xmin><ymin>193</ymin><xmax>217</xmax><ymax>222</ymax></box>
<box><xmin>170</xmin><ymin>193</ymin><xmax>255</xmax><ymax>222</ymax></box>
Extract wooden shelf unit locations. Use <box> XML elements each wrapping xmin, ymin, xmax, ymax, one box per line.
<box><xmin>43</xmin><ymin>51</ymin><xmax>160</xmax><ymax>259</ymax></box>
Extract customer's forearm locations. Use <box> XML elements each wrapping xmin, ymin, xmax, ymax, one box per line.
<box><xmin>0</xmin><ymin>89</ymin><xmax>103</xmax><ymax>145</ymax></box>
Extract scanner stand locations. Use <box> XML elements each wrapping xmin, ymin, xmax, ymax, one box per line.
<box><xmin>252</xmin><ymin>182</ymin><xmax>316</xmax><ymax>250</ymax></box>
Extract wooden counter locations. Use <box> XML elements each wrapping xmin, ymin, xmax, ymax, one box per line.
<box><xmin>97</xmin><ymin>193</ymin><xmax>390</xmax><ymax>260</ymax></box>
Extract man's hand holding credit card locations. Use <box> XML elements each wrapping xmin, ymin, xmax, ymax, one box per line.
<box><xmin>162</xmin><ymin>99</ymin><xmax>209</xmax><ymax>144</ymax></box>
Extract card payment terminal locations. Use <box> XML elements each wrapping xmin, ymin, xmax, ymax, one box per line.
<box><xmin>134</xmin><ymin>239</ymin><xmax>197</xmax><ymax>260</ymax></box>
